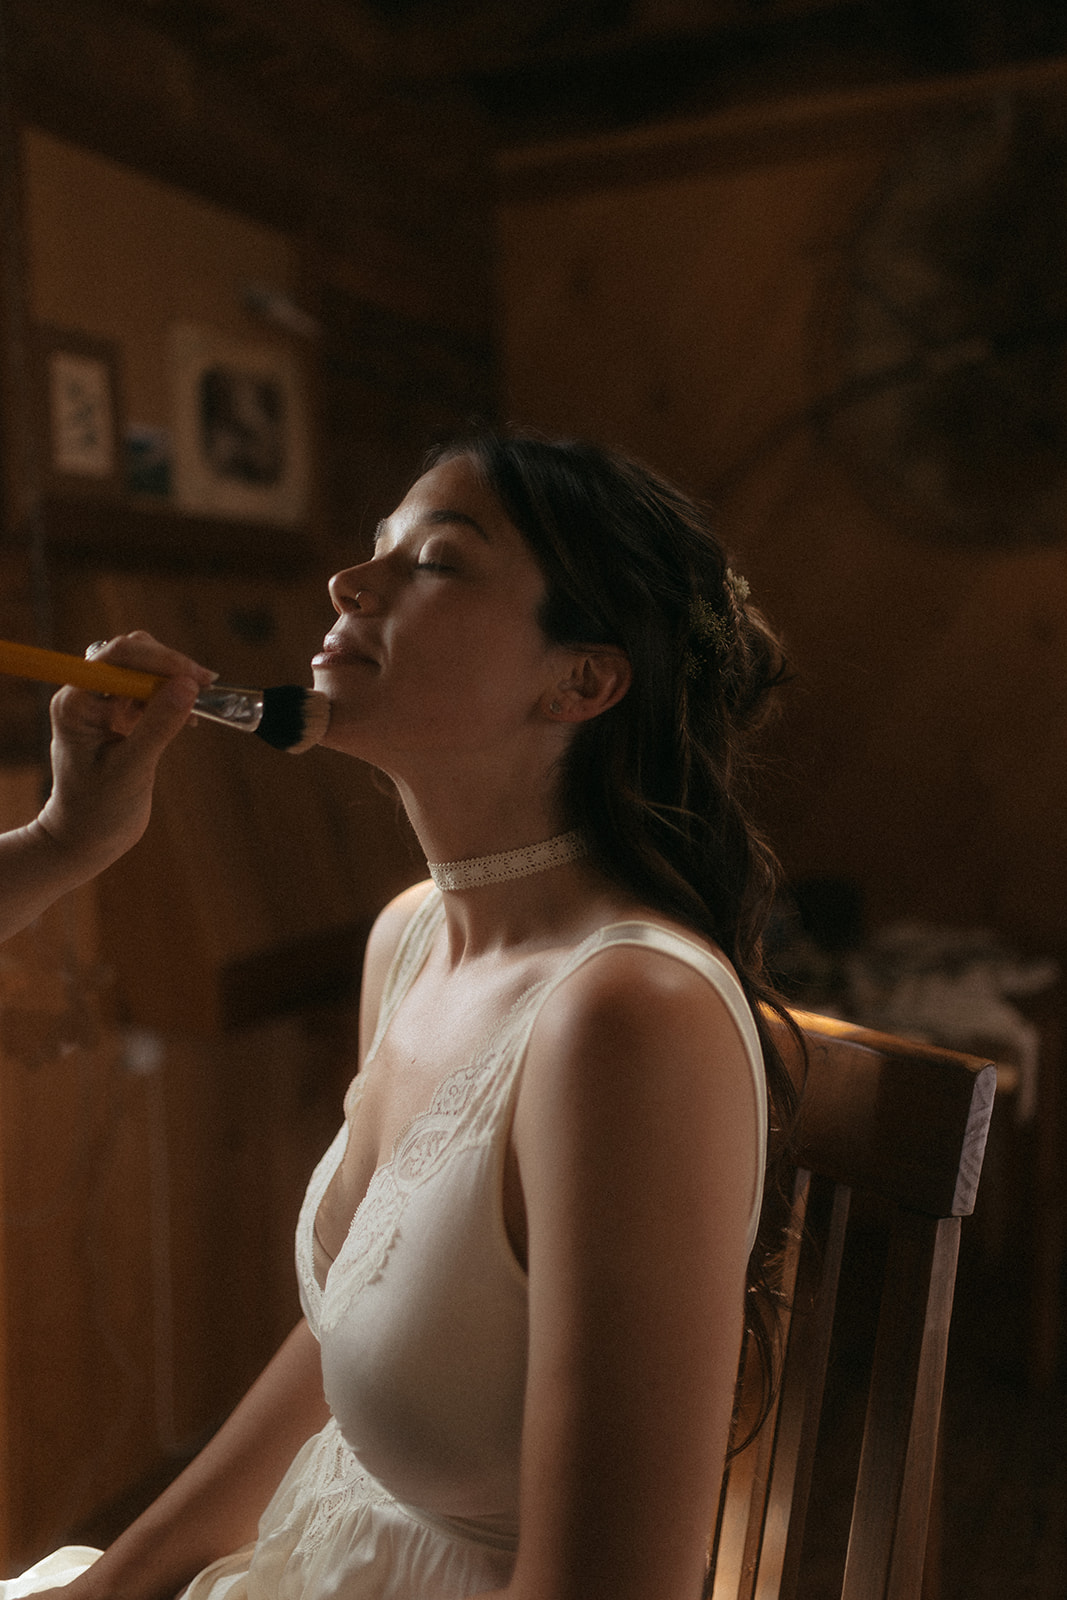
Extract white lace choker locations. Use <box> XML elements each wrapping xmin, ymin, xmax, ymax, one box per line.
<box><xmin>427</xmin><ymin>830</ymin><xmax>587</xmax><ymax>892</ymax></box>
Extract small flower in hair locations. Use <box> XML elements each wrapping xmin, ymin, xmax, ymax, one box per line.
<box><xmin>685</xmin><ymin>595</ymin><xmax>732</xmax><ymax>676</ymax></box>
<box><xmin>725</xmin><ymin>568</ymin><xmax>750</xmax><ymax>605</ymax></box>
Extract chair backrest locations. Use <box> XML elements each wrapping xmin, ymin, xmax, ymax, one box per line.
<box><xmin>706</xmin><ymin>1009</ymin><xmax>997</xmax><ymax>1600</ymax></box>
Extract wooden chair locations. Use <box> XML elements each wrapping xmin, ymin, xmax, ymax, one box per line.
<box><xmin>706</xmin><ymin>1009</ymin><xmax>998</xmax><ymax>1600</ymax></box>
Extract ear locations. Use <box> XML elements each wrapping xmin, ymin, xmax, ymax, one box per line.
<box><xmin>544</xmin><ymin>647</ymin><xmax>632</xmax><ymax>724</ymax></box>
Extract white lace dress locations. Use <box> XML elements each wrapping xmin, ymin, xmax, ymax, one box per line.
<box><xmin>2</xmin><ymin>893</ymin><xmax>767</xmax><ymax>1600</ymax></box>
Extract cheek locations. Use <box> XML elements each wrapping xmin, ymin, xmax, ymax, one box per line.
<box><xmin>413</xmin><ymin>610</ymin><xmax>549</xmax><ymax>688</ymax></box>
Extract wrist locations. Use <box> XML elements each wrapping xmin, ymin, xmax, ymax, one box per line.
<box><xmin>57</xmin><ymin>1558</ymin><xmax>107</xmax><ymax>1600</ymax></box>
<box><xmin>30</xmin><ymin>807</ymin><xmax>120</xmax><ymax>887</ymax></box>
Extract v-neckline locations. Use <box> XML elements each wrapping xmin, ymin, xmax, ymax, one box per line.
<box><xmin>311</xmin><ymin>905</ymin><xmax>742</xmax><ymax>1296</ymax></box>
<box><xmin>311</xmin><ymin>898</ymin><xmax>552</xmax><ymax>1292</ymax></box>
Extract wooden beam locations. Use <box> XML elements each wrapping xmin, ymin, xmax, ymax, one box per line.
<box><xmin>8</xmin><ymin>0</ymin><xmax>493</xmax><ymax>333</ymax></box>
<box><xmin>172</xmin><ymin>0</ymin><xmax>382</xmax><ymax>73</ymax></box>
<box><xmin>497</xmin><ymin>52</ymin><xmax>1067</xmax><ymax>199</ymax></box>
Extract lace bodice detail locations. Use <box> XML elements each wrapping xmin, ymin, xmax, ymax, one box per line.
<box><xmin>295</xmin><ymin>893</ymin><xmax>442</xmax><ymax>1334</ymax></box>
<box><xmin>294</xmin><ymin>890</ymin><xmax>768</xmax><ymax>1535</ymax></box>
<box><xmin>2</xmin><ymin>893</ymin><xmax>770</xmax><ymax>1600</ymax></box>
<box><xmin>293</xmin><ymin>1420</ymin><xmax>396</xmax><ymax>1560</ymax></box>
<box><xmin>297</xmin><ymin>892</ymin><xmax>552</xmax><ymax>1338</ymax></box>
<box><xmin>318</xmin><ymin>1039</ymin><xmax>526</xmax><ymax>1336</ymax></box>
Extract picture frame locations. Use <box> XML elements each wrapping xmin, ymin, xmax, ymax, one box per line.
<box><xmin>34</xmin><ymin>325</ymin><xmax>125</xmax><ymax>499</ymax></box>
<box><xmin>169</xmin><ymin>323</ymin><xmax>310</xmax><ymax>526</ymax></box>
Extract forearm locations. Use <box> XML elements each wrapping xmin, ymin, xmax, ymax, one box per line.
<box><xmin>0</xmin><ymin>656</ymin><xmax>207</xmax><ymax>945</ymax></box>
<box><xmin>67</xmin><ymin>1319</ymin><xmax>330</xmax><ymax>1600</ymax></box>
<box><xmin>0</xmin><ymin>820</ymin><xmax>108</xmax><ymax>942</ymax></box>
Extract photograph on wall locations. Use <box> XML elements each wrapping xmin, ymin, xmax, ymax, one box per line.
<box><xmin>124</xmin><ymin>423</ymin><xmax>173</xmax><ymax>498</ymax></box>
<box><xmin>34</xmin><ymin>326</ymin><xmax>125</xmax><ymax>497</ymax></box>
<box><xmin>170</xmin><ymin>323</ymin><xmax>310</xmax><ymax>524</ymax></box>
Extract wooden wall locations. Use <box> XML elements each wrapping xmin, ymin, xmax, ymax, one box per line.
<box><xmin>497</xmin><ymin>64</ymin><xmax>1067</xmax><ymax>957</ymax></box>
<box><xmin>23</xmin><ymin>126</ymin><xmax>298</xmax><ymax>431</ymax></box>
<box><xmin>0</xmin><ymin>817</ymin><xmax>358</xmax><ymax>1554</ymax></box>
<box><xmin>0</xmin><ymin>0</ymin><xmax>496</xmax><ymax>1567</ymax></box>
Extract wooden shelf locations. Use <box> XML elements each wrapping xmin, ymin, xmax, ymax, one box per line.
<box><xmin>28</xmin><ymin>495</ymin><xmax>320</xmax><ymax>576</ymax></box>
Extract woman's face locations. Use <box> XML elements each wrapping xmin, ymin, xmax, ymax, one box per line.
<box><xmin>314</xmin><ymin>455</ymin><xmax>568</xmax><ymax>770</ymax></box>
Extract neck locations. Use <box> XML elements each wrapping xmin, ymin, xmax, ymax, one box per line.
<box><xmin>387</xmin><ymin>769</ymin><xmax>627</xmax><ymax>956</ymax></box>
<box><xmin>393</xmin><ymin>760</ymin><xmax>565</xmax><ymax>869</ymax></box>
<box><xmin>427</xmin><ymin>829</ymin><xmax>587</xmax><ymax>892</ymax></box>
<box><xmin>425</xmin><ymin>854</ymin><xmax>636</xmax><ymax>964</ymax></box>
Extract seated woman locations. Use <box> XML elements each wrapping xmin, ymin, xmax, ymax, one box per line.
<box><xmin>10</xmin><ymin>431</ymin><xmax>797</xmax><ymax>1600</ymax></box>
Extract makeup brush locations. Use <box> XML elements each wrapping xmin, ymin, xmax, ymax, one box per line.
<box><xmin>0</xmin><ymin>640</ymin><xmax>331</xmax><ymax>753</ymax></box>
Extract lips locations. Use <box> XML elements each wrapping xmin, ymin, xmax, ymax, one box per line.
<box><xmin>312</xmin><ymin>635</ymin><xmax>378</xmax><ymax>668</ymax></box>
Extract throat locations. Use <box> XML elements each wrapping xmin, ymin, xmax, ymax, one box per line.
<box><xmin>426</xmin><ymin>831</ymin><xmax>586</xmax><ymax>892</ymax></box>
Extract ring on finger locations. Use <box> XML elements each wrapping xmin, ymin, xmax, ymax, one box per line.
<box><xmin>85</xmin><ymin>639</ymin><xmax>109</xmax><ymax>657</ymax></box>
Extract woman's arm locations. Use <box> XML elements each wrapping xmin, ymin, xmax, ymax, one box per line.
<box><xmin>57</xmin><ymin>1318</ymin><xmax>330</xmax><ymax>1600</ymax></box>
<box><xmin>0</xmin><ymin>633</ymin><xmax>214</xmax><ymax>941</ymax></box>
<box><xmin>56</xmin><ymin>890</ymin><xmax>434</xmax><ymax>1600</ymax></box>
<box><xmin>503</xmin><ymin>945</ymin><xmax>761</xmax><ymax>1600</ymax></box>
<box><xmin>36</xmin><ymin>884</ymin><xmax>432</xmax><ymax>1599</ymax></box>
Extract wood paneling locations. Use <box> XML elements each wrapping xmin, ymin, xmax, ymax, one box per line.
<box><xmin>6</xmin><ymin>0</ymin><xmax>493</xmax><ymax>337</ymax></box>
<box><xmin>0</xmin><ymin>817</ymin><xmax>358</xmax><ymax>1557</ymax></box>
<box><xmin>0</xmin><ymin>0</ymin><xmax>496</xmax><ymax>1565</ymax></box>
<box><xmin>22</xmin><ymin>126</ymin><xmax>299</xmax><ymax>435</ymax></box>
<box><xmin>53</xmin><ymin>566</ymin><xmax>422</xmax><ymax>1034</ymax></box>
<box><xmin>498</xmin><ymin>75</ymin><xmax>1067</xmax><ymax>953</ymax></box>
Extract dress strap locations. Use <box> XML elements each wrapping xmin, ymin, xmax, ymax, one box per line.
<box><xmin>357</xmin><ymin>899</ymin><xmax>768</xmax><ymax>1257</ymax></box>
<box><xmin>508</xmin><ymin>921</ymin><xmax>769</xmax><ymax>1256</ymax></box>
<box><xmin>364</xmin><ymin>885</ymin><xmax>443</xmax><ymax>1066</ymax></box>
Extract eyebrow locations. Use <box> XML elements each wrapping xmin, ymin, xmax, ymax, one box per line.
<box><xmin>424</xmin><ymin>508</ymin><xmax>490</xmax><ymax>542</ymax></box>
<box><xmin>374</xmin><ymin>508</ymin><xmax>490</xmax><ymax>548</ymax></box>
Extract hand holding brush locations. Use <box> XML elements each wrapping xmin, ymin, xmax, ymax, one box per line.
<box><xmin>0</xmin><ymin>632</ymin><xmax>331</xmax><ymax>941</ymax></box>
<box><xmin>0</xmin><ymin>633</ymin><xmax>212</xmax><ymax>939</ymax></box>
<box><xmin>0</xmin><ymin>636</ymin><xmax>331</xmax><ymax>752</ymax></box>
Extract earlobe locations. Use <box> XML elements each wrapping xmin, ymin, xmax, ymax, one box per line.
<box><xmin>546</xmin><ymin>648</ymin><xmax>632</xmax><ymax>723</ymax></box>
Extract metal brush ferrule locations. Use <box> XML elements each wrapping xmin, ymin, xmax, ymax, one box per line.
<box><xmin>191</xmin><ymin>684</ymin><xmax>264</xmax><ymax>732</ymax></box>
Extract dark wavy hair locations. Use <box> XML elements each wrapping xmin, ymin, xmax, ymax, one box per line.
<box><xmin>428</xmin><ymin>430</ymin><xmax>800</xmax><ymax>1442</ymax></box>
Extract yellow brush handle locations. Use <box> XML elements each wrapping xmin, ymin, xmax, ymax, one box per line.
<box><xmin>0</xmin><ymin>640</ymin><xmax>163</xmax><ymax>700</ymax></box>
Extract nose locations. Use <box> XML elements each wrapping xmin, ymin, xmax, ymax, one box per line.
<box><xmin>329</xmin><ymin>565</ymin><xmax>380</xmax><ymax>616</ymax></box>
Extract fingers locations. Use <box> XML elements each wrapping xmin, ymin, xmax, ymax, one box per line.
<box><xmin>84</xmin><ymin>629</ymin><xmax>217</xmax><ymax>688</ymax></box>
<box><xmin>123</xmin><ymin>672</ymin><xmax>202</xmax><ymax>757</ymax></box>
<box><xmin>48</xmin><ymin>674</ymin><xmax>200</xmax><ymax>807</ymax></box>
<box><xmin>50</xmin><ymin>681</ymin><xmax>135</xmax><ymax>737</ymax></box>
<box><xmin>53</xmin><ymin>631</ymin><xmax>216</xmax><ymax>745</ymax></box>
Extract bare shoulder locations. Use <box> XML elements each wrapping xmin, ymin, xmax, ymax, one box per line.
<box><xmin>357</xmin><ymin>879</ymin><xmax>436</xmax><ymax>1056</ymax></box>
<box><xmin>363</xmin><ymin>877</ymin><xmax>435</xmax><ymax>968</ymax></box>
<box><xmin>527</xmin><ymin>938</ymin><xmax>756</xmax><ymax>1107</ymax></box>
<box><xmin>508</xmin><ymin>939</ymin><xmax>763</xmax><ymax>1600</ymax></box>
<box><xmin>515</xmin><ymin>939</ymin><xmax>762</xmax><ymax>1239</ymax></box>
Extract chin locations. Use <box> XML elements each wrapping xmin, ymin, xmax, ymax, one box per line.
<box><xmin>317</xmin><ymin>711</ymin><xmax>392</xmax><ymax>770</ymax></box>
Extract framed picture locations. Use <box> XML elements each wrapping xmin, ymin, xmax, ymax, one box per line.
<box><xmin>34</xmin><ymin>326</ymin><xmax>124</xmax><ymax>498</ymax></box>
<box><xmin>170</xmin><ymin>323</ymin><xmax>310</xmax><ymax>525</ymax></box>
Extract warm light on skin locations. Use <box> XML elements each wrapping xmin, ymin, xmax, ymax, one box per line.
<box><xmin>312</xmin><ymin>458</ymin><xmax>582</xmax><ymax>776</ymax></box>
<box><xmin>309</xmin><ymin>453</ymin><xmax>630</xmax><ymax>877</ymax></box>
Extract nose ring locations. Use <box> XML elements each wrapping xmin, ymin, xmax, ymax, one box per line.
<box><xmin>353</xmin><ymin>591</ymin><xmax>366</xmax><ymax>609</ymax></box>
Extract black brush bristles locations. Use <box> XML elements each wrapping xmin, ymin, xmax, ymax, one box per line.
<box><xmin>257</xmin><ymin>686</ymin><xmax>331</xmax><ymax>753</ymax></box>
